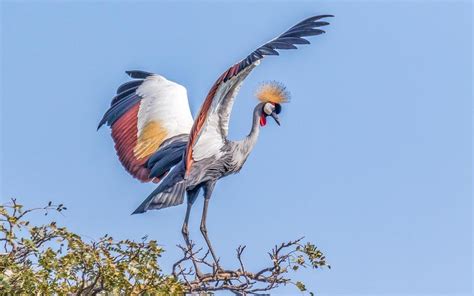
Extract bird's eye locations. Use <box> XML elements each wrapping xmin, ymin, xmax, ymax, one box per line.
<box><xmin>263</xmin><ymin>103</ymin><xmax>274</xmax><ymax>115</ymax></box>
<box><xmin>274</xmin><ymin>103</ymin><xmax>282</xmax><ymax>114</ymax></box>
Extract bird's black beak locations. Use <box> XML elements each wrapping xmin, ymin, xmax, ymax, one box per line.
<box><xmin>270</xmin><ymin>111</ymin><xmax>280</xmax><ymax>126</ymax></box>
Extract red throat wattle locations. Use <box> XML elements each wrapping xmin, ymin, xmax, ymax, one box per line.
<box><xmin>259</xmin><ymin>115</ymin><xmax>267</xmax><ymax>126</ymax></box>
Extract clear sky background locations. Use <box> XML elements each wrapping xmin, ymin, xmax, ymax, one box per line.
<box><xmin>1</xmin><ymin>1</ymin><xmax>472</xmax><ymax>295</ymax></box>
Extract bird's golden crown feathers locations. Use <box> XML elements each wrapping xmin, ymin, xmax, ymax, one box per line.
<box><xmin>255</xmin><ymin>81</ymin><xmax>290</xmax><ymax>104</ymax></box>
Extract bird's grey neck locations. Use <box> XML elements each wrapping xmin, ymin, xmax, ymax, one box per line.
<box><xmin>232</xmin><ymin>104</ymin><xmax>262</xmax><ymax>158</ymax></box>
<box><xmin>246</xmin><ymin>104</ymin><xmax>262</xmax><ymax>145</ymax></box>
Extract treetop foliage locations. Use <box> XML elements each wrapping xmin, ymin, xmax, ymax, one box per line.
<box><xmin>0</xmin><ymin>199</ymin><xmax>329</xmax><ymax>295</ymax></box>
<box><xmin>0</xmin><ymin>198</ymin><xmax>182</xmax><ymax>295</ymax></box>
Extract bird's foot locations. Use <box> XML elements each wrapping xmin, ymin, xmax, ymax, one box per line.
<box><xmin>194</xmin><ymin>268</ymin><xmax>204</xmax><ymax>279</ymax></box>
<box><xmin>212</xmin><ymin>259</ymin><xmax>224</xmax><ymax>274</ymax></box>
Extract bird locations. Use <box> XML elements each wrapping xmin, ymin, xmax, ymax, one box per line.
<box><xmin>98</xmin><ymin>14</ymin><xmax>333</xmax><ymax>271</ymax></box>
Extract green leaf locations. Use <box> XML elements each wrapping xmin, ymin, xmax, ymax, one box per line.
<box><xmin>296</xmin><ymin>281</ymin><xmax>307</xmax><ymax>291</ymax></box>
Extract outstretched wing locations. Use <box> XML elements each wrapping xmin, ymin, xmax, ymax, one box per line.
<box><xmin>98</xmin><ymin>71</ymin><xmax>194</xmax><ymax>182</ymax></box>
<box><xmin>184</xmin><ymin>15</ymin><xmax>334</xmax><ymax>173</ymax></box>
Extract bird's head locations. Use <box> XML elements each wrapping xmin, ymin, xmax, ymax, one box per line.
<box><xmin>255</xmin><ymin>81</ymin><xmax>290</xmax><ymax>127</ymax></box>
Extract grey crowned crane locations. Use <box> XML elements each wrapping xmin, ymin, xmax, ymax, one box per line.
<box><xmin>98</xmin><ymin>15</ymin><xmax>333</xmax><ymax>271</ymax></box>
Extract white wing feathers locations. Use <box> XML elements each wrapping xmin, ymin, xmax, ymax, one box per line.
<box><xmin>191</xmin><ymin>63</ymin><xmax>258</xmax><ymax>162</ymax></box>
<box><xmin>136</xmin><ymin>75</ymin><xmax>194</xmax><ymax>142</ymax></box>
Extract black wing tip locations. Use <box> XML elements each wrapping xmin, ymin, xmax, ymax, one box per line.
<box><xmin>131</xmin><ymin>207</ymin><xmax>146</xmax><ymax>215</ymax></box>
<box><xmin>231</xmin><ymin>13</ymin><xmax>334</xmax><ymax>81</ymax></box>
<box><xmin>312</xmin><ymin>14</ymin><xmax>334</xmax><ymax>20</ymax></box>
<box><xmin>125</xmin><ymin>70</ymin><xmax>136</xmax><ymax>77</ymax></box>
<box><xmin>125</xmin><ymin>70</ymin><xmax>154</xmax><ymax>79</ymax></box>
<box><xmin>97</xmin><ymin>117</ymin><xmax>108</xmax><ymax>130</ymax></box>
<box><xmin>297</xmin><ymin>14</ymin><xmax>334</xmax><ymax>26</ymax></box>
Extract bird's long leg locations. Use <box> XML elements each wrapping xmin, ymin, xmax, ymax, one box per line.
<box><xmin>181</xmin><ymin>189</ymin><xmax>202</xmax><ymax>277</ymax></box>
<box><xmin>200</xmin><ymin>182</ymin><xmax>221</xmax><ymax>271</ymax></box>
<box><xmin>181</xmin><ymin>201</ymin><xmax>193</xmax><ymax>248</ymax></box>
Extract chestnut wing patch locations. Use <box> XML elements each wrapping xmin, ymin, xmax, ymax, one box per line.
<box><xmin>99</xmin><ymin>71</ymin><xmax>194</xmax><ymax>182</ymax></box>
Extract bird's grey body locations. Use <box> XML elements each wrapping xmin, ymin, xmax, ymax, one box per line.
<box><xmin>133</xmin><ymin>103</ymin><xmax>263</xmax><ymax>213</ymax></box>
<box><xmin>188</xmin><ymin>105</ymin><xmax>262</xmax><ymax>189</ymax></box>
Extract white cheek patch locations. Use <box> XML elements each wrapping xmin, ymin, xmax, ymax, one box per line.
<box><xmin>263</xmin><ymin>103</ymin><xmax>274</xmax><ymax>115</ymax></box>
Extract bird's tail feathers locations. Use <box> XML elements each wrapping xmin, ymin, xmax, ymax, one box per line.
<box><xmin>132</xmin><ymin>165</ymin><xmax>186</xmax><ymax>214</ymax></box>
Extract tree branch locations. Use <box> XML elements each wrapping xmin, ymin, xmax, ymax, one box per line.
<box><xmin>173</xmin><ymin>237</ymin><xmax>329</xmax><ymax>294</ymax></box>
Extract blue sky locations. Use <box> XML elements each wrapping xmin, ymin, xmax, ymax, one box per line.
<box><xmin>1</xmin><ymin>1</ymin><xmax>472</xmax><ymax>294</ymax></box>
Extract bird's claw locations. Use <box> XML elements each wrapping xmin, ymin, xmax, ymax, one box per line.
<box><xmin>195</xmin><ymin>269</ymin><xmax>204</xmax><ymax>279</ymax></box>
<box><xmin>212</xmin><ymin>260</ymin><xmax>223</xmax><ymax>274</ymax></box>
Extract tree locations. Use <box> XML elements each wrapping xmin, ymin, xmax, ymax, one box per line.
<box><xmin>0</xmin><ymin>199</ymin><xmax>329</xmax><ymax>295</ymax></box>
